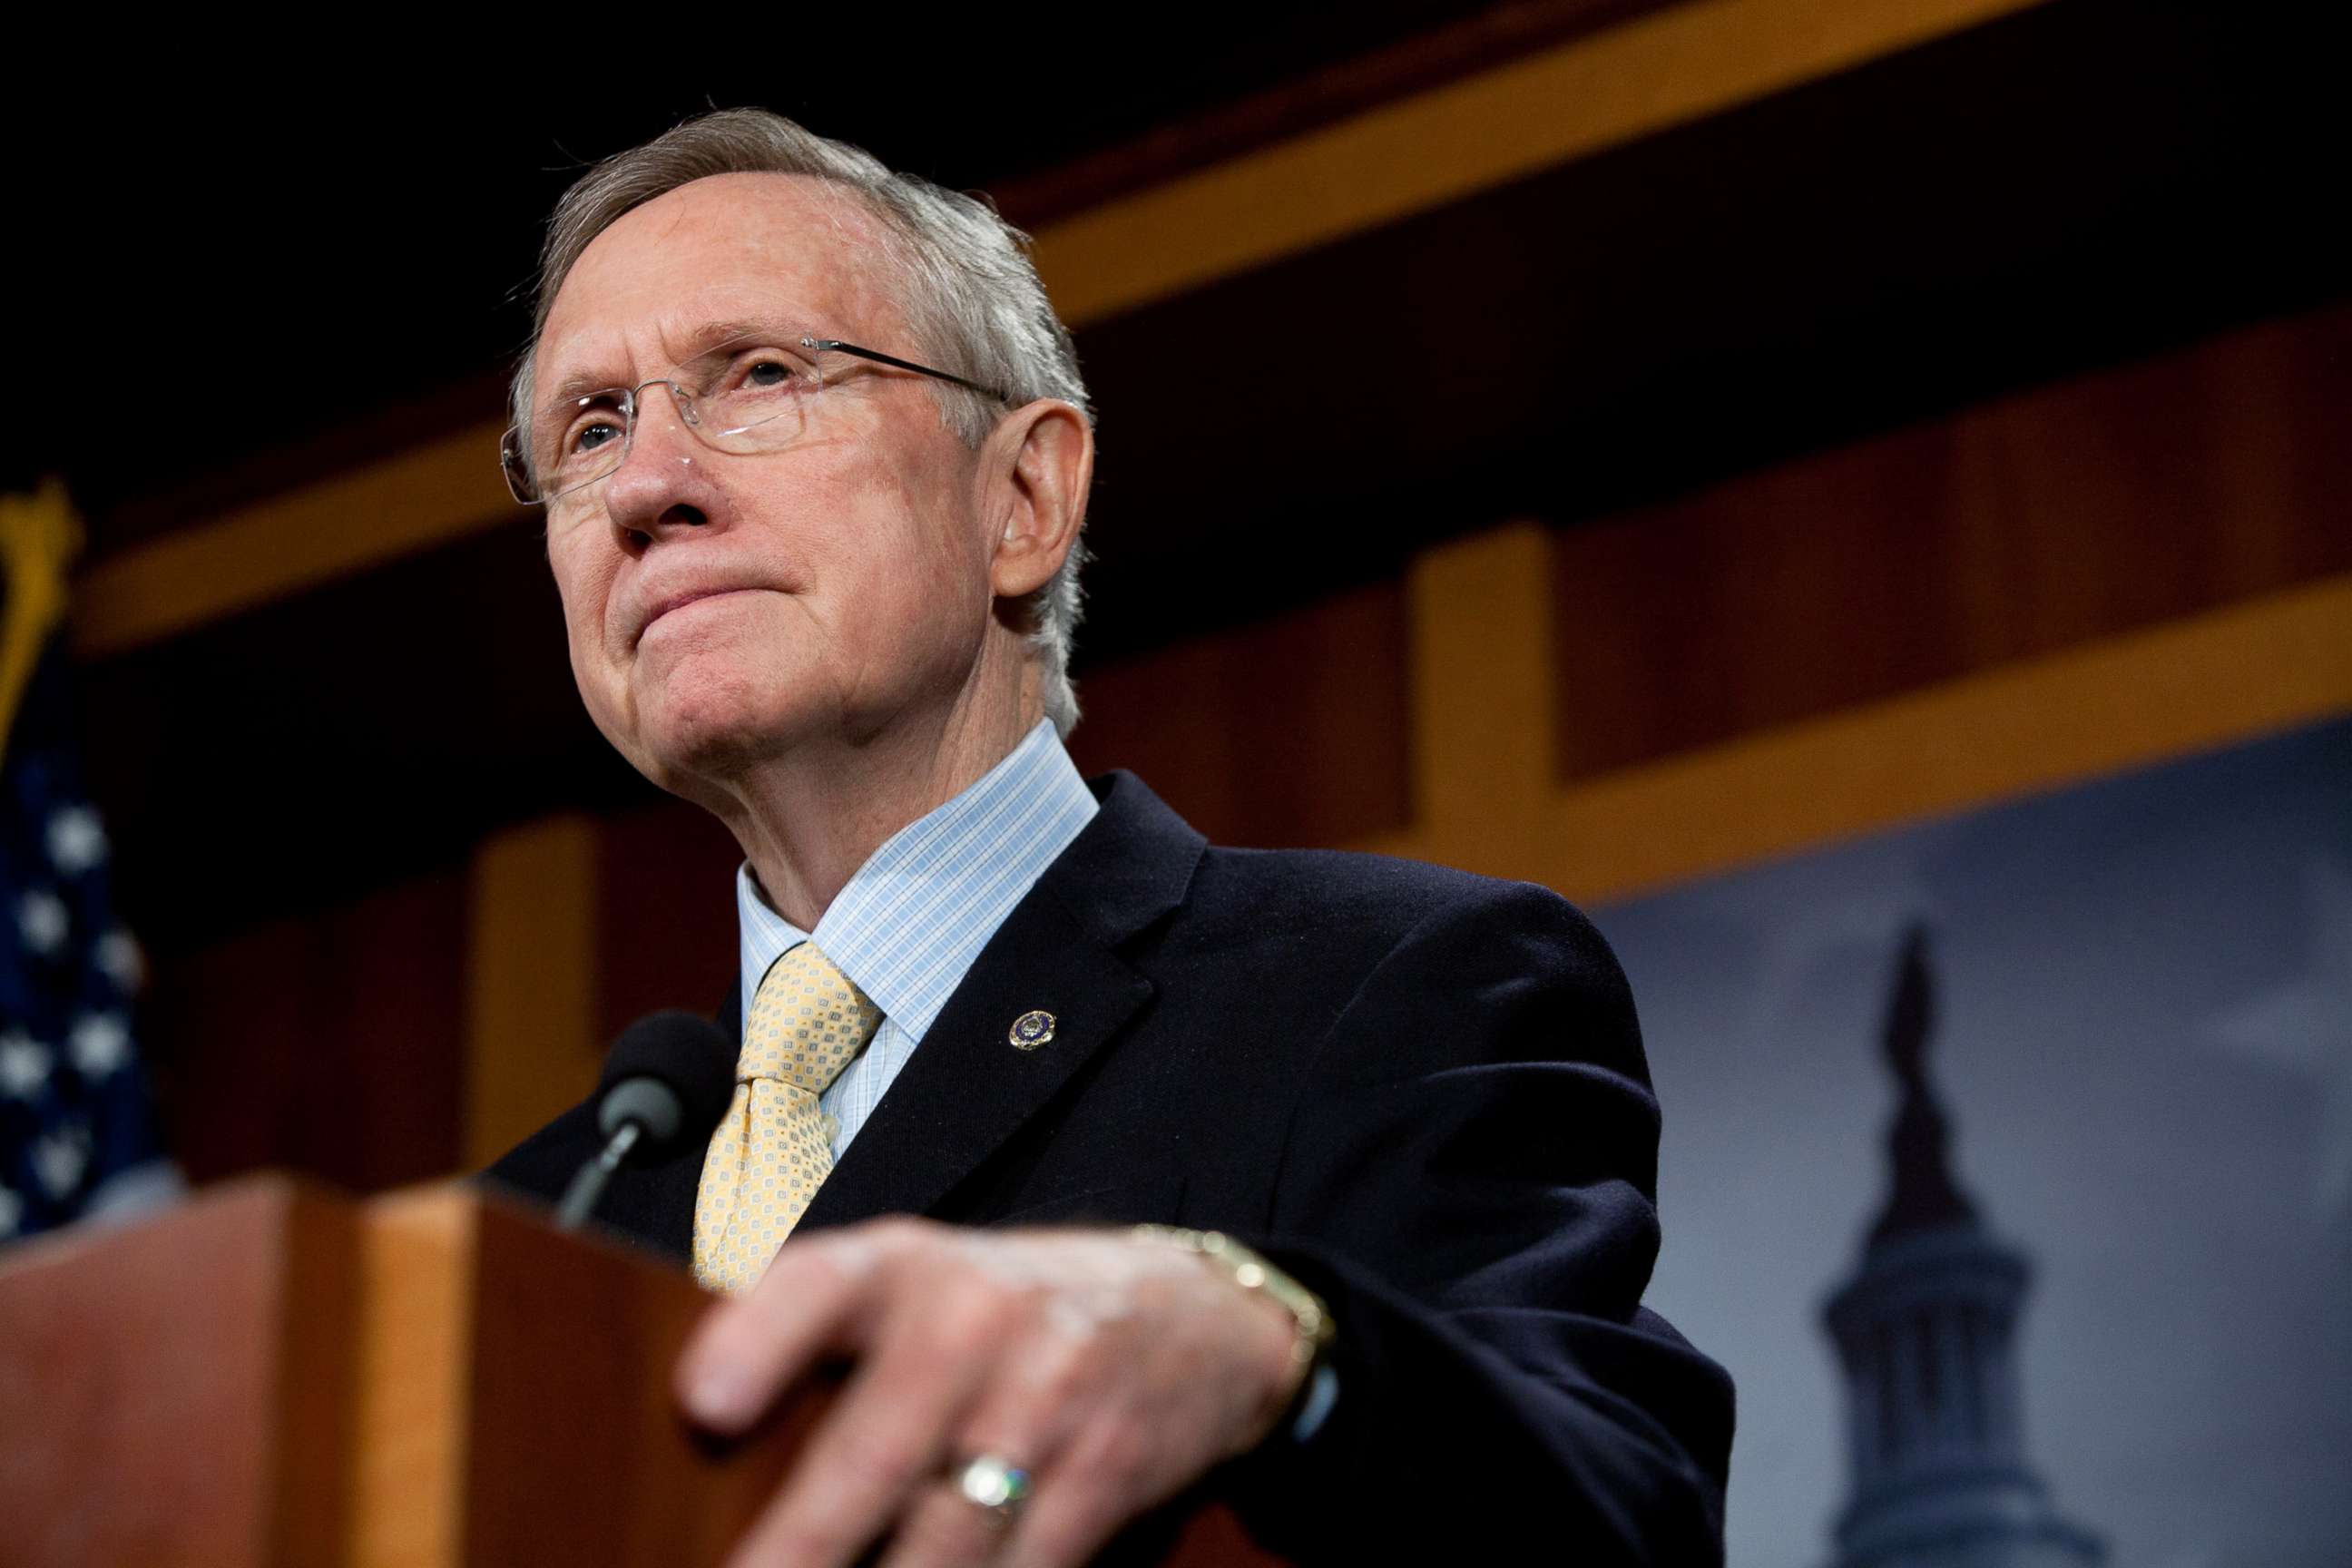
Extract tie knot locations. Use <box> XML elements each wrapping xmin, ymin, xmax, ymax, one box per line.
<box><xmin>740</xmin><ymin>941</ymin><xmax>883</xmax><ymax>1093</ymax></box>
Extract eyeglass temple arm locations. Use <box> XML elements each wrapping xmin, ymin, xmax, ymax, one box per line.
<box><xmin>806</xmin><ymin>339</ymin><xmax>1011</xmax><ymax>403</ymax></box>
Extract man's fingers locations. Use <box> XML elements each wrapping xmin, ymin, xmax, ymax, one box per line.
<box><xmin>995</xmin><ymin>1414</ymin><xmax>1165</xmax><ymax>1568</ymax></box>
<box><xmin>722</xmin><ymin>1259</ymin><xmax>1006</xmax><ymax>1567</ymax></box>
<box><xmin>688</xmin><ymin>1225</ymin><xmax>1276</xmax><ymax>1567</ymax></box>
<box><xmin>871</xmin><ymin>1479</ymin><xmax>1014</xmax><ymax>1568</ymax></box>
<box><xmin>677</xmin><ymin>1223</ymin><xmax>906</xmax><ymax>1433</ymax></box>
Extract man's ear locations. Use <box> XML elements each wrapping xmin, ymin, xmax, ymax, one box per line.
<box><xmin>986</xmin><ymin>399</ymin><xmax>1093</xmax><ymax>601</ymax></box>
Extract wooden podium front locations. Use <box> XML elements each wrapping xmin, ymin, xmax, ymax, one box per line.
<box><xmin>0</xmin><ymin>1178</ymin><xmax>1283</xmax><ymax>1567</ymax></box>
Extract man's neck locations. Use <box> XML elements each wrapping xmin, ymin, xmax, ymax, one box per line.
<box><xmin>711</xmin><ymin>679</ymin><xmax>1044</xmax><ymax>931</ymax></box>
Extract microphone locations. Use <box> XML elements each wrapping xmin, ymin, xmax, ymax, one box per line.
<box><xmin>554</xmin><ymin>1010</ymin><xmax>738</xmax><ymax>1232</ymax></box>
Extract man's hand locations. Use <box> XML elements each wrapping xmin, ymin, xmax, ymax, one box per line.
<box><xmin>675</xmin><ymin>1218</ymin><xmax>1306</xmax><ymax>1568</ymax></box>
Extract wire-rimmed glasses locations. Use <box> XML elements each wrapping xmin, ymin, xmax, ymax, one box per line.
<box><xmin>499</xmin><ymin>336</ymin><xmax>1009</xmax><ymax>508</ymax></box>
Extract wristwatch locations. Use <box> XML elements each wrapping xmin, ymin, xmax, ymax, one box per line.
<box><xmin>1131</xmin><ymin>1225</ymin><xmax>1338</xmax><ymax>1437</ymax></box>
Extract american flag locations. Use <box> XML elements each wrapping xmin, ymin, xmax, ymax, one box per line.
<box><xmin>1</xmin><ymin>484</ymin><xmax>177</xmax><ymax>1242</ymax></box>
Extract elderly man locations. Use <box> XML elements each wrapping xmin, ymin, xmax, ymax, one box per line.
<box><xmin>488</xmin><ymin>110</ymin><xmax>1732</xmax><ymax>1566</ymax></box>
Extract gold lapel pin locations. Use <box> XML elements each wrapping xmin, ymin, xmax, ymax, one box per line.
<box><xmin>1008</xmin><ymin>1010</ymin><xmax>1056</xmax><ymax>1051</ymax></box>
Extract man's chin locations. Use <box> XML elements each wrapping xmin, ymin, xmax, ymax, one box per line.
<box><xmin>624</xmin><ymin>681</ymin><xmax>817</xmax><ymax>791</ymax></box>
<box><xmin>638</xmin><ymin>710</ymin><xmax>789</xmax><ymax>785</ymax></box>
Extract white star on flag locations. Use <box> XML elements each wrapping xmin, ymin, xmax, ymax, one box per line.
<box><xmin>32</xmin><ymin>1127</ymin><xmax>90</xmax><ymax>1198</ymax></box>
<box><xmin>95</xmin><ymin>928</ymin><xmax>145</xmax><ymax>991</ymax></box>
<box><xmin>0</xmin><ymin>1033</ymin><xmax>51</xmax><ymax>1098</ymax></box>
<box><xmin>17</xmin><ymin>889</ymin><xmax>69</xmax><ymax>955</ymax></box>
<box><xmin>69</xmin><ymin>1013</ymin><xmax>132</xmax><ymax>1078</ymax></box>
<box><xmin>45</xmin><ymin>806</ymin><xmax>109</xmax><ymax>875</ymax></box>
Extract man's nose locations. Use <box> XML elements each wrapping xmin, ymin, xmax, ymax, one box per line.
<box><xmin>602</xmin><ymin>383</ymin><xmax>713</xmax><ymax>539</ymax></box>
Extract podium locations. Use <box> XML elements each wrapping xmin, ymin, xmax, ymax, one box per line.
<box><xmin>0</xmin><ymin>1177</ymin><xmax>1286</xmax><ymax>1566</ymax></box>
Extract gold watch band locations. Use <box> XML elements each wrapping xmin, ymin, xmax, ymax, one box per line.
<box><xmin>1131</xmin><ymin>1225</ymin><xmax>1338</xmax><ymax>1398</ymax></box>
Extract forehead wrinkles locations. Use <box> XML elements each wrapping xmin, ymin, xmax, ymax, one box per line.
<box><xmin>540</xmin><ymin>173</ymin><xmax>919</xmax><ymax>387</ymax></box>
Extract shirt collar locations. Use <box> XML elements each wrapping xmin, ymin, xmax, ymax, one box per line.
<box><xmin>734</xmin><ymin>719</ymin><xmax>1099</xmax><ymax>1044</ymax></box>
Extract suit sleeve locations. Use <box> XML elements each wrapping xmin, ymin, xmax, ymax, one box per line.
<box><xmin>1215</xmin><ymin>879</ymin><xmax>1734</xmax><ymax>1564</ymax></box>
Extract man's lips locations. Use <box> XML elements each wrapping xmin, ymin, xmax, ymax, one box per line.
<box><xmin>632</xmin><ymin>585</ymin><xmax>765</xmax><ymax>645</ymax></box>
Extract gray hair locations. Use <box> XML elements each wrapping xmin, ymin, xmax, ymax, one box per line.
<box><xmin>512</xmin><ymin>108</ymin><xmax>1093</xmax><ymax>736</ymax></box>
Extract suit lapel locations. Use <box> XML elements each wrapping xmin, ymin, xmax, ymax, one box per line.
<box><xmin>795</xmin><ymin>901</ymin><xmax>1151</xmax><ymax>1230</ymax></box>
<box><xmin>795</xmin><ymin>770</ymin><xmax>1205</xmax><ymax>1234</ymax></box>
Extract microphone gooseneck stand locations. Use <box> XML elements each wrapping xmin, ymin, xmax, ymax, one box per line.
<box><xmin>551</xmin><ymin>1010</ymin><xmax>738</xmax><ymax>1235</ymax></box>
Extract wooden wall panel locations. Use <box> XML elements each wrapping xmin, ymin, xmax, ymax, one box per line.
<box><xmin>1549</xmin><ymin>306</ymin><xmax>2352</xmax><ymax>779</ymax></box>
<box><xmin>1068</xmin><ymin>581</ymin><xmax>1415</xmax><ymax>848</ymax></box>
<box><xmin>464</xmin><ymin>817</ymin><xmax>601</xmax><ymax>1171</ymax></box>
<box><xmin>146</xmin><ymin>871</ymin><xmax>466</xmax><ymax>1192</ymax></box>
<box><xmin>593</xmin><ymin>802</ymin><xmax>746</xmax><ymax>1046</ymax></box>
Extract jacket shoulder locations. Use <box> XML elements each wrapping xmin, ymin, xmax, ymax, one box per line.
<box><xmin>1164</xmin><ymin>843</ymin><xmax>1640</xmax><ymax>1077</ymax></box>
<box><xmin>1189</xmin><ymin>843</ymin><xmax>1611</xmax><ymax>955</ymax></box>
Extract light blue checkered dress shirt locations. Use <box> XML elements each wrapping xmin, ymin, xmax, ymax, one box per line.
<box><xmin>733</xmin><ymin>719</ymin><xmax>1099</xmax><ymax>1160</ymax></box>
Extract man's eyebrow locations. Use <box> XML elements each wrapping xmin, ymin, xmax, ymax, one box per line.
<box><xmin>538</xmin><ymin>319</ymin><xmax>812</xmax><ymax>412</ymax></box>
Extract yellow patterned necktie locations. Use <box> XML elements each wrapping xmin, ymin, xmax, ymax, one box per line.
<box><xmin>692</xmin><ymin>941</ymin><xmax>883</xmax><ymax>1294</ymax></box>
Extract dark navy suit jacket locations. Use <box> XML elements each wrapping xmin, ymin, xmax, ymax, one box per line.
<box><xmin>486</xmin><ymin>771</ymin><xmax>1735</xmax><ymax>1563</ymax></box>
